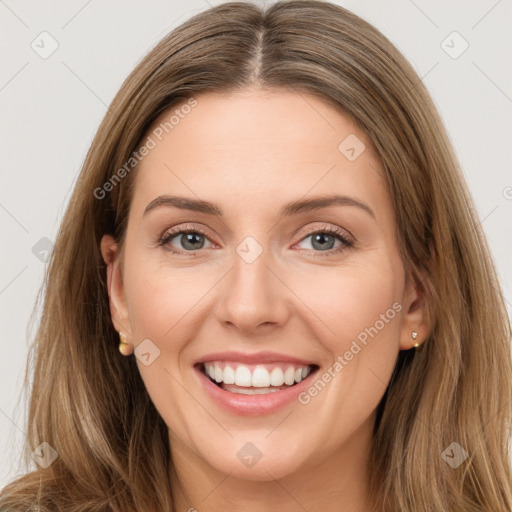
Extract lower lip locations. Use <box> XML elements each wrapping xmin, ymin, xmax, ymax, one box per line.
<box><xmin>194</xmin><ymin>365</ymin><xmax>319</xmax><ymax>416</ymax></box>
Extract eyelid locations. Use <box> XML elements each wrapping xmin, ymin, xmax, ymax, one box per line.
<box><xmin>292</xmin><ymin>222</ymin><xmax>354</xmax><ymax>245</ymax></box>
<box><xmin>159</xmin><ymin>223</ymin><xmax>214</xmax><ymax>240</ymax></box>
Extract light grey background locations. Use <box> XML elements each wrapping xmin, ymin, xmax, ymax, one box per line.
<box><xmin>1</xmin><ymin>0</ymin><xmax>511</xmax><ymax>488</ymax></box>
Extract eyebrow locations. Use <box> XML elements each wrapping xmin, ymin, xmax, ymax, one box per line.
<box><xmin>143</xmin><ymin>194</ymin><xmax>375</xmax><ymax>219</ymax></box>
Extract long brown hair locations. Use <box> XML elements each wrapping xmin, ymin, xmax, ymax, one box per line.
<box><xmin>1</xmin><ymin>1</ymin><xmax>511</xmax><ymax>510</ymax></box>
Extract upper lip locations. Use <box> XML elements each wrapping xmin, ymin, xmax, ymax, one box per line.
<box><xmin>194</xmin><ymin>351</ymin><xmax>317</xmax><ymax>366</ymax></box>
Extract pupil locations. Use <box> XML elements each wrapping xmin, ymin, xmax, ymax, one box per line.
<box><xmin>182</xmin><ymin>233</ymin><xmax>204</xmax><ymax>250</ymax></box>
<box><xmin>313</xmin><ymin>233</ymin><xmax>334</xmax><ymax>251</ymax></box>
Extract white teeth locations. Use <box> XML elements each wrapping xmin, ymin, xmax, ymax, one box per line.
<box><xmin>270</xmin><ymin>367</ymin><xmax>285</xmax><ymax>386</ymax></box>
<box><xmin>223</xmin><ymin>365</ymin><xmax>235</xmax><ymax>384</ymax></box>
<box><xmin>252</xmin><ymin>366</ymin><xmax>270</xmax><ymax>387</ymax></box>
<box><xmin>234</xmin><ymin>366</ymin><xmax>252</xmax><ymax>387</ymax></box>
<box><xmin>224</xmin><ymin>386</ymin><xmax>284</xmax><ymax>395</ymax></box>
<box><xmin>203</xmin><ymin>362</ymin><xmax>313</xmax><ymax>389</ymax></box>
<box><xmin>284</xmin><ymin>367</ymin><xmax>295</xmax><ymax>385</ymax></box>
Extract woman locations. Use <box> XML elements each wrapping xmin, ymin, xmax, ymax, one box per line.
<box><xmin>1</xmin><ymin>1</ymin><xmax>511</xmax><ymax>510</ymax></box>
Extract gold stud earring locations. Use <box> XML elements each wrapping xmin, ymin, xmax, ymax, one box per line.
<box><xmin>119</xmin><ymin>332</ymin><xmax>133</xmax><ymax>356</ymax></box>
<box><xmin>412</xmin><ymin>331</ymin><xmax>419</xmax><ymax>349</ymax></box>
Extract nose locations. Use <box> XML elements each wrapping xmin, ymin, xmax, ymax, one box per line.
<box><xmin>214</xmin><ymin>242</ymin><xmax>291</xmax><ymax>334</ymax></box>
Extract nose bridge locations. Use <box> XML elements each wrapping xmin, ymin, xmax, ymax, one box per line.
<box><xmin>214</xmin><ymin>233</ymin><xmax>289</xmax><ymax>331</ymax></box>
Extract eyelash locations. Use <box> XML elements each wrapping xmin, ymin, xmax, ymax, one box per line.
<box><xmin>157</xmin><ymin>223</ymin><xmax>354</xmax><ymax>258</ymax></box>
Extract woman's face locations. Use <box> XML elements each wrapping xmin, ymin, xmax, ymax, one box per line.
<box><xmin>102</xmin><ymin>87</ymin><xmax>424</xmax><ymax>481</ymax></box>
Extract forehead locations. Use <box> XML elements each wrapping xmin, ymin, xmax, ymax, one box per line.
<box><xmin>130</xmin><ymin>88</ymin><xmax>388</xmax><ymax>219</ymax></box>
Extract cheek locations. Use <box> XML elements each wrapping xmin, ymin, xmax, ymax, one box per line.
<box><xmin>123</xmin><ymin>252</ymin><xmax>209</xmax><ymax>343</ymax></box>
<box><xmin>124</xmin><ymin>244</ymin><xmax>404</xmax><ymax>359</ymax></box>
<box><xmin>121</xmin><ymin>253</ymin><xmax>207</xmax><ymax>430</ymax></box>
<box><xmin>289</xmin><ymin>256</ymin><xmax>403</xmax><ymax>353</ymax></box>
<box><xmin>287</xmin><ymin>257</ymin><xmax>403</xmax><ymax>442</ymax></box>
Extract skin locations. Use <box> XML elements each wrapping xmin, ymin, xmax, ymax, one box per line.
<box><xmin>101</xmin><ymin>87</ymin><xmax>428</xmax><ymax>512</ymax></box>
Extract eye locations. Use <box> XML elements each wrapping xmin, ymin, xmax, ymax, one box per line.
<box><xmin>157</xmin><ymin>223</ymin><xmax>354</xmax><ymax>257</ymax></box>
<box><xmin>158</xmin><ymin>225</ymin><xmax>214</xmax><ymax>255</ymax></box>
<box><xmin>294</xmin><ymin>225</ymin><xmax>354</xmax><ymax>257</ymax></box>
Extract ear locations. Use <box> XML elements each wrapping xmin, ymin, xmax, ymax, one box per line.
<box><xmin>399</xmin><ymin>266</ymin><xmax>431</xmax><ymax>350</ymax></box>
<box><xmin>100</xmin><ymin>234</ymin><xmax>131</xmax><ymax>338</ymax></box>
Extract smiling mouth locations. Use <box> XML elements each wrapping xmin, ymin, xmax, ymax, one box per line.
<box><xmin>197</xmin><ymin>361</ymin><xmax>320</xmax><ymax>395</ymax></box>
